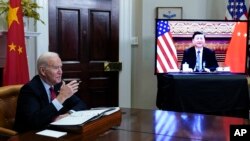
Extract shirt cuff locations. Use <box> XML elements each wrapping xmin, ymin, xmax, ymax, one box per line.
<box><xmin>52</xmin><ymin>99</ymin><xmax>63</xmax><ymax>111</ymax></box>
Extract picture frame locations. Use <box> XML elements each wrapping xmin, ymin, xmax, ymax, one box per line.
<box><xmin>157</xmin><ymin>7</ymin><xmax>183</xmax><ymax>19</ymax></box>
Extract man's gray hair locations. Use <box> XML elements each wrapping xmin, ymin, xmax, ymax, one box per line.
<box><xmin>37</xmin><ymin>52</ymin><xmax>59</xmax><ymax>74</ymax></box>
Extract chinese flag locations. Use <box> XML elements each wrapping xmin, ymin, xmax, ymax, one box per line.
<box><xmin>224</xmin><ymin>22</ymin><xmax>247</xmax><ymax>73</ymax></box>
<box><xmin>3</xmin><ymin>0</ymin><xmax>29</xmax><ymax>85</ymax></box>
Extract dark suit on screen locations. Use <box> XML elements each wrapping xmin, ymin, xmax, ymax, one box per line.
<box><xmin>181</xmin><ymin>46</ymin><xmax>218</xmax><ymax>71</ymax></box>
<box><xmin>14</xmin><ymin>75</ymin><xmax>87</xmax><ymax>133</ymax></box>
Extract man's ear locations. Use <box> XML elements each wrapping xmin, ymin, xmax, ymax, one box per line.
<box><xmin>40</xmin><ymin>67</ymin><xmax>46</xmax><ymax>76</ymax></box>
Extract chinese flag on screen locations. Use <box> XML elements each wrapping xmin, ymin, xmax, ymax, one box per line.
<box><xmin>224</xmin><ymin>22</ymin><xmax>247</xmax><ymax>73</ymax></box>
<box><xmin>3</xmin><ymin>0</ymin><xmax>29</xmax><ymax>85</ymax></box>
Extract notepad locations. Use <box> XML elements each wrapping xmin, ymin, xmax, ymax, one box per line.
<box><xmin>36</xmin><ymin>129</ymin><xmax>67</xmax><ymax>138</ymax></box>
<box><xmin>93</xmin><ymin>107</ymin><xmax>120</xmax><ymax>115</ymax></box>
<box><xmin>50</xmin><ymin>107</ymin><xmax>120</xmax><ymax>126</ymax></box>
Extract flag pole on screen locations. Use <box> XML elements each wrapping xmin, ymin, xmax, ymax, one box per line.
<box><xmin>3</xmin><ymin>0</ymin><xmax>29</xmax><ymax>85</ymax></box>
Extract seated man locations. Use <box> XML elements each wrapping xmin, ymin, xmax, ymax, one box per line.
<box><xmin>181</xmin><ymin>31</ymin><xmax>219</xmax><ymax>72</ymax></box>
<box><xmin>14</xmin><ymin>52</ymin><xmax>87</xmax><ymax>133</ymax></box>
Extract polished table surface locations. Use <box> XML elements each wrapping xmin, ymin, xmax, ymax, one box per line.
<box><xmin>156</xmin><ymin>73</ymin><xmax>249</xmax><ymax>118</ymax></box>
<box><xmin>96</xmin><ymin>108</ymin><xmax>249</xmax><ymax>141</ymax></box>
<box><xmin>7</xmin><ymin>108</ymin><xmax>249</xmax><ymax>141</ymax></box>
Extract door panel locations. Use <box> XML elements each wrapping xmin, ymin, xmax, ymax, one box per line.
<box><xmin>58</xmin><ymin>9</ymin><xmax>81</xmax><ymax>60</ymax></box>
<box><xmin>49</xmin><ymin>0</ymin><xmax>119</xmax><ymax>108</ymax></box>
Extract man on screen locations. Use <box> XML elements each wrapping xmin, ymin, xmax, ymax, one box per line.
<box><xmin>181</xmin><ymin>31</ymin><xmax>218</xmax><ymax>72</ymax></box>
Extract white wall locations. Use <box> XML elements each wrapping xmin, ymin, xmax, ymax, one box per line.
<box><xmin>206</xmin><ymin>0</ymin><xmax>227</xmax><ymax>19</ymax></box>
<box><xmin>119</xmin><ymin>0</ymin><xmax>132</xmax><ymax>108</ymax></box>
<box><xmin>36</xmin><ymin>0</ymin><xmax>49</xmax><ymax>75</ymax></box>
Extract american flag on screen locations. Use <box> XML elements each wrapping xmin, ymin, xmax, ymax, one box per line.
<box><xmin>156</xmin><ymin>20</ymin><xmax>178</xmax><ymax>73</ymax></box>
<box><xmin>225</xmin><ymin>0</ymin><xmax>248</xmax><ymax>20</ymax></box>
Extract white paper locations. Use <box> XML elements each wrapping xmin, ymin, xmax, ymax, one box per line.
<box><xmin>36</xmin><ymin>129</ymin><xmax>67</xmax><ymax>138</ymax></box>
<box><xmin>103</xmin><ymin>107</ymin><xmax>120</xmax><ymax>115</ymax></box>
<box><xmin>50</xmin><ymin>107</ymin><xmax>120</xmax><ymax>126</ymax></box>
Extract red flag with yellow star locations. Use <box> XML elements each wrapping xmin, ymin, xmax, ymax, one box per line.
<box><xmin>3</xmin><ymin>0</ymin><xmax>29</xmax><ymax>85</ymax></box>
<box><xmin>225</xmin><ymin>22</ymin><xmax>247</xmax><ymax>73</ymax></box>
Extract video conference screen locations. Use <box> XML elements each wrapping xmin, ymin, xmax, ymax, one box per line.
<box><xmin>155</xmin><ymin>19</ymin><xmax>249</xmax><ymax>74</ymax></box>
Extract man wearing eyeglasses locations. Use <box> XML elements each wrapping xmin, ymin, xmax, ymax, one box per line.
<box><xmin>14</xmin><ymin>52</ymin><xmax>87</xmax><ymax>133</ymax></box>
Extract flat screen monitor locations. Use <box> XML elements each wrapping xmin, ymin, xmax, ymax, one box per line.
<box><xmin>155</xmin><ymin>19</ymin><xmax>249</xmax><ymax>74</ymax></box>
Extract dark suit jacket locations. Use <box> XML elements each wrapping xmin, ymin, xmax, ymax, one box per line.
<box><xmin>181</xmin><ymin>46</ymin><xmax>219</xmax><ymax>71</ymax></box>
<box><xmin>14</xmin><ymin>75</ymin><xmax>87</xmax><ymax>133</ymax></box>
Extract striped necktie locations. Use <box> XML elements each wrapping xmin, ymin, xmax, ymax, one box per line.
<box><xmin>196</xmin><ymin>51</ymin><xmax>201</xmax><ymax>71</ymax></box>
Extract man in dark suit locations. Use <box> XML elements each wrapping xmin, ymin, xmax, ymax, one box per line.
<box><xmin>14</xmin><ymin>52</ymin><xmax>87</xmax><ymax>133</ymax></box>
<box><xmin>181</xmin><ymin>31</ymin><xmax>218</xmax><ymax>72</ymax></box>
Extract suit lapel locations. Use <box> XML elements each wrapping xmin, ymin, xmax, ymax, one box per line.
<box><xmin>30</xmin><ymin>75</ymin><xmax>50</xmax><ymax>104</ymax></box>
<box><xmin>202</xmin><ymin>48</ymin><xmax>208</xmax><ymax>61</ymax></box>
<box><xmin>191</xmin><ymin>47</ymin><xmax>197</xmax><ymax>64</ymax></box>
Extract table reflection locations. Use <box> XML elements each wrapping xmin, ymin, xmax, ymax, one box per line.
<box><xmin>153</xmin><ymin>110</ymin><xmax>244</xmax><ymax>141</ymax></box>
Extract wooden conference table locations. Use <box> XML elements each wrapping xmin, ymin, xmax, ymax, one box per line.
<box><xmin>8</xmin><ymin>108</ymin><xmax>249</xmax><ymax>141</ymax></box>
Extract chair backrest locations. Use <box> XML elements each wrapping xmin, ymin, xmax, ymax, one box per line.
<box><xmin>0</xmin><ymin>85</ymin><xmax>23</xmax><ymax>130</ymax></box>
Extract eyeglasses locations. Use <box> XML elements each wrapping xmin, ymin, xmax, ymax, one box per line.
<box><xmin>42</xmin><ymin>65</ymin><xmax>62</xmax><ymax>70</ymax></box>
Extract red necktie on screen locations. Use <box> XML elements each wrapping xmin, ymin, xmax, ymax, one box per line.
<box><xmin>49</xmin><ymin>87</ymin><xmax>57</xmax><ymax>101</ymax></box>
